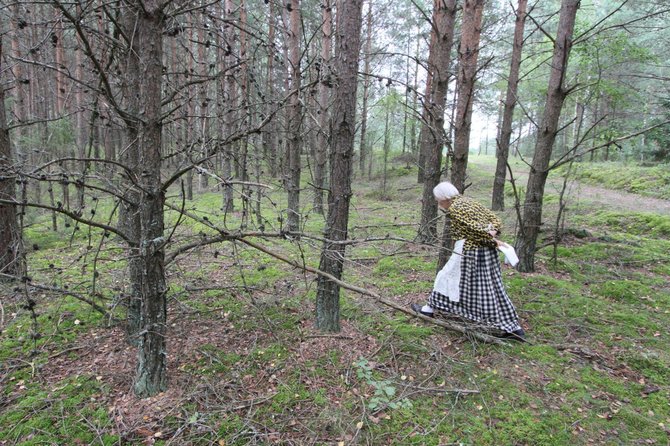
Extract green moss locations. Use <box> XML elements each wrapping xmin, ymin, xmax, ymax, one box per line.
<box><xmin>372</xmin><ymin>256</ymin><xmax>433</xmax><ymax>293</ymax></box>
<box><xmin>589</xmin><ymin>211</ymin><xmax>670</xmax><ymax>237</ymax></box>
<box><xmin>5</xmin><ymin>156</ymin><xmax>670</xmax><ymax>445</ymax></box>
<box><xmin>267</xmin><ymin>382</ymin><xmax>312</xmax><ymax>411</ymax></box>
<box><xmin>0</xmin><ymin>375</ymin><xmax>116</xmax><ymax>445</ymax></box>
<box><xmin>482</xmin><ymin>408</ymin><xmax>573</xmax><ymax>445</ymax></box>
<box><xmin>625</xmin><ymin>353</ymin><xmax>670</xmax><ymax>385</ymax></box>
<box><xmin>217</xmin><ymin>414</ymin><xmax>249</xmax><ymax>445</ymax></box>
<box><xmin>520</xmin><ymin>345</ymin><xmax>562</xmax><ymax>364</ymax></box>
<box><xmin>592</xmin><ymin>280</ymin><xmax>653</xmax><ymax>304</ymax></box>
<box><xmin>194</xmin><ymin>344</ymin><xmax>243</xmax><ymax>375</ymax></box>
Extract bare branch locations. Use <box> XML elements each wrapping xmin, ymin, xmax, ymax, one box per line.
<box><xmin>548</xmin><ymin>119</ymin><xmax>670</xmax><ymax>171</ymax></box>
<box><xmin>0</xmin><ymin>199</ymin><xmax>131</xmax><ymax>243</ymax></box>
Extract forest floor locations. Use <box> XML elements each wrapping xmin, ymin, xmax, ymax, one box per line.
<box><xmin>1</xmin><ymin>155</ymin><xmax>669</xmax><ymax>445</ymax></box>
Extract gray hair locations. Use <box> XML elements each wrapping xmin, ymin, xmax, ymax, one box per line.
<box><xmin>433</xmin><ymin>181</ymin><xmax>460</xmax><ymax>200</ymax></box>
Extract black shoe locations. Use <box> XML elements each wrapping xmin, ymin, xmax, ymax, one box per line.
<box><xmin>497</xmin><ymin>328</ymin><xmax>526</xmax><ymax>342</ymax></box>
<box><xmin>410</xmin><ymin>303</ymin><xmax>434</xmax><ymax>318</ymax></box>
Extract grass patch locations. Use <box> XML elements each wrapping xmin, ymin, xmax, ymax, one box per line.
<box><xmin>0</xmin><ymin>375</ymin><xmax>116</xmax><ymax>445</ymax></box>
<box><xmin>3</xmin><ymin>155</ymin><xmax>670</xmax><ymax>445</ymax></box>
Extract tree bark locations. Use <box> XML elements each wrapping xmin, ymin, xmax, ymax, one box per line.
<box><xmin>222</xmin><ymin>0</ymin><xmax>238</xmax><ymax>213</ymax></box>
<box><xmin>54</xmin><ymin>12</ymin><xmax>67</xmax><ymax>116</ymax></box>
<box><xmin>263</xmin><ymin>0</ymin><xmax>279</xmax><ymax>178</ymax></box>
<box><xmin>0</xmin><ymin>38</ymin><xmax>24</xmax><ymax>278</ymax></box>
<box><xmin>313</xmin><ymin>0</ymin><xmax>333</xmax><ymax>215</ymax></box>
<box><xmin>416</xmin><ymin>0</ymin><xmax>458</xmax><ymax>242</ymax></box>
<box><xmin>381</xmin><ymin>110</ymin><xmax>390</xmax><ymax>196</ymax></box>
<box><xmin>197</xmin><ymin>8</ymin><xmax>211</xmax><ymax>191</ymax></box>
<box><xmin>9</xmin><ymin>2</ymin><xmax>28</xmax><ymax>160</ymax></box>
<box><xmin>416</xmin><ymin>32</ymin><xmax>436</xmax><ymax>185</ymax></box>
<box><xmin>185</xmin><ymin>21</ymin><xmax>195</xmax><ymax>201</ymax></box>
<box><xmin>410</xmin><ymin>33</ymin><xmax>421</xmax><ymax>157</ymax></box>
<box><xmin>492</xmin><ymin>0</ymin><xmax>528</xmax><ymax>211</ymax></box>
<box><xmin>238</xmin><ymin>0</ymin><xmax>250</xmax><ymax>187</ymax></box>
<box><xmin>516</xmin><ymin>0</ymin><xmax>579</xmax><ymax>273</ymax></box>
<box><xmin>359</xmin><ymin>2</ymin><xmax>372</xmax><ymax>176</ymax></box>
<box><xmin>115</xmin><ymin>1</ymin><xmax>168</xmax><ymax>397</ymax></box>
<box><xmin>315</xmin><ymin>0</ymin><xmax>364</xmax><ymax>333</ymax></box>
<box><xmin>450</xmin><ymin>0</ymin><xmax>485</xmax><ymax>193</ymax></box>
<box><xmin>286</xmin><ymin>0</ymin><xmax>303</xmax><ymax>233</ymax></box>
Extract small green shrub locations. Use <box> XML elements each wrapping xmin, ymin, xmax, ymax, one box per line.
<box><xmin>354</xmin><ymin>357</ymin><xmax>412</xmax><ymax>411</ymax></box>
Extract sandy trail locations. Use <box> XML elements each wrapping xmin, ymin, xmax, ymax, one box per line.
<box><xmin>560</xmin><ymin>181</ymin><xmax>670</xmax><ymax>215</ymax></box>
<box><xmin>471</xmin><ymin>159</ymin><xmax>670</xmax><ymax>216</ymax></box>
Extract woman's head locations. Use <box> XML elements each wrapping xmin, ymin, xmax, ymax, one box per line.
<box><xmin>433</xmin><ymin>181</ymin><xmax>460</xmax><ymax>209</ymax></box>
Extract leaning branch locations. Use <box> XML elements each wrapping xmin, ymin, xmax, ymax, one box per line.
<box><xmin>0</xmin><ymin>275</ymin><xmax>112</xmax><ymax>319</ymax></box>
<box><xmin>548</xmin><ymin>119</ymin><xmax>670</xmax><ymax>171</ymax></box>
<box><xmin>0</xmin><ymin>199</ymin><xmax>131</xmax><ymax>244</ymax></box>
<box><xmin>237</xmin><ymin>236</ymin><xmax>508</xmax><ymax>345</ymax></box>
<box><xmin>160</xmin><ymin>203</ymin><xmax>503</xmax><ymax>342</ymax></box>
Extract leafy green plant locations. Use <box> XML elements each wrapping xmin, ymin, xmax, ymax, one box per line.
<box><xmin>354</xmin><ymin>357</ymin><xmax>412</xmax><ymax>411</ymax></box>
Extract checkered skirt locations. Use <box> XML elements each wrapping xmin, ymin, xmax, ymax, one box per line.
<box><xmin>428</xmin><ymin>247</ymin><xmax>521</xmax><ymax>333</ymax></box>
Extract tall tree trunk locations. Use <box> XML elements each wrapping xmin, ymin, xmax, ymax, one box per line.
<box><xmin>263</xmin><ymin>0</ymin><xmax>279</xmax><ymax>178</ymax></box>
<box><xmin>359</xmin><ymin>2</ymin><xmax>372</xmax><ymax>176</ymax></box>
<box><xmin>115</xmin><ymin>1</ymin><xmax>168</xmax><ymax>397</ymax></box>
<box><xmin>185</xmin><ymin>21</ymin><xmax>196</xmax><ymax>201</ymax></box>
<box><xmin>315</xmin><ymin>0</ymin><xmax>364</xmax><ymax>333</ymax></box>
<box><xmin>222</xmin><ymin>0</ymin><xmax>238</xmax><ymax>212</ymax></box>
<box><xmin>417</xmin><ymin>0</ymin><xmax>458</xmax><ymax>242</ymax></box>
<box><xmin>410</xmin><ymin>32</ymin><xmax>421</xmax><ymax>157</ymax></box>
<box><xmin>238</xmin><ymin>0</ymin><xmax>249</xmax><ymax>185</ymax></box>
<box><xmin>197</xmin><ymin>8</ymin><xmax>210</xmax><ymax>191</ymax></box>
<box><xmin>381</xmin><ymin>110</ymin><xmax>390</xmax><ymax>196</ymax></box>
<box><xmin>75</xmin><ymin>4</ymin><xmax>88</xmax><ymax>153</ymax></box>
<box><xmin>450</xmin><ymin>0</ymin><xmax>485</xmax><ymax>193</ymax></box>
<box><xmin>9</xmin><ymin>3</ymin><xmax>27</xmax><ymax>164</ymax></box>
<box><xmin>313</xmin><ymin>0</ymin><xmax>333</xmax><ymax>215</ymax></box>
<box><xmin>133</xmin><ymin>6</ymin><xmax>167</xmax><ymax>398</ymax></box>
<box><xmin>238</xmin><ymin>0</ymin><xmax>252</xmax><ymax>224</ymax></box>
<box><xmin>492</xmin><ymin>0</ymin><xmax>527</xmax><ymax>211</ymax></box>
<box><xmin>0</xmin><ymin>39</ymin><xmax>24</xmax><ymax>278</ymax></box>
<box><xmin>54</xmin><ymin>13</ymin><xmax>67</xmax><ymax>116</ymax></box>
<box><xmin>402</xmin><ymin>33</ymin><xmax>412</xmax><ymax>154</ymax></box>
<box><xmin>516</xmin><ymin>0</ymin><xmax>579</xmax><ymax>273</ymax></box>
<box><xmin>286</xmin><ymin>0</ymin><xmax>303</xmax><ymax>233</ymax></box>
<box><xmin>416</xmin><ymin>32</ymin><xmax>437</xmax><ymax>185</ymax></box>
<box><xmin>573</xmin><ymin>100</ymin><xmax>585</xmax><ymax>149</ymax></box>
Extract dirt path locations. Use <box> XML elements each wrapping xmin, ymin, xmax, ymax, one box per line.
<box><xmin>470</xmin><ymin>158</ymin><xmax>670</xmax><ymax>216</ymax></box>
<box><xmin>560</xmin><ymin>181</ymin><xmax>670</xmax><ymax>215</ymax></box>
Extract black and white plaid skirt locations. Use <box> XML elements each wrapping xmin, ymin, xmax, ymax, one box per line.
<box><xmin>429</xmin><ymin>246</ymin><xmax>521</xmax><ymax>333</ymax></box>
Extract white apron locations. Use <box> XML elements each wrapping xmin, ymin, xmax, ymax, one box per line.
<box><xmin>433</xmin><ymin>239</ymin><xmax>465</xmax><ymax>302</ymax></box>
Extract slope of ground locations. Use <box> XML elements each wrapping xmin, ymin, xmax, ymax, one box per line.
<box><xmin>1</xmin><ymin>156</ymin><xmax>669</xmax><ymax>445</ymax></box>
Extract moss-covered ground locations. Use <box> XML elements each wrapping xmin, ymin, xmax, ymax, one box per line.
<box><xmin>1</xmin><ymin>155</ymin><xmax>669</xmax><ymax>445</ymax></box>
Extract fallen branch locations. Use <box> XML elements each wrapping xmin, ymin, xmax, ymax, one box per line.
<box><xmin>407</xmin><ymin>384</ymin><xmax>480</xmax><ymax>394</ymax></box>
<box><xmin>230</xmin><ymin>393</ymin><xmax>278</xmax><ymax>411</ymax></box>
<box><xmin>238</xmin><ymin>237</ymin><xmax>509</xmax><ymax>345</ymax></box>
<box><xmin>48</xmin><ymin>345</ymin><xmax>89</xmax><ymax>360</ymax></box>
<box><xmin>304</xmin><ymin>334</ymin><xmax>354</xmax><ymax>340</ymax></box>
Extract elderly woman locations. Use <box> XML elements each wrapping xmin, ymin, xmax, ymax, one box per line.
<box><xmin>411</xmin><ymin>181</ymin><xmax>525</xmax><ymax>340</ymax></box>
